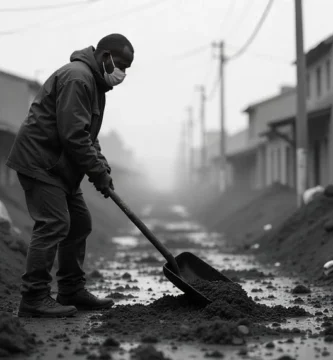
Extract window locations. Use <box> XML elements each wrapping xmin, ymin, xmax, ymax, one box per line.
<box><xmin>306</xmin><ymin>72</ymin><xmax>310</xmax><ymax>98</ymax></box>
<box><xmin>271</xmin><ymin>149</ymin><xmax>275</xmax><ymax>182</ymax></box>
<box><xmin>249</xmin><ymin>118</ymin><xmax>255</xmax><ymax>138</ymax></box>
<box><xmin>316</xmin><ymin>66</ymin><xmax>322</xmax><ymax>97</ymax></box>
<box><xmin>277</xmin><ymin>147</ymin><xmax>281</xmax><ymax>183</ymax></box>
<box><xmin>326</xmin><ymin>59</ymin><xmax>331</xmax><ymax>90</ymax></box>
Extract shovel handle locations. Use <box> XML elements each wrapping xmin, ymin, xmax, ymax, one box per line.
<box><xmin>107</xmin><ymin>188</ymin><xmax>181</xmax><ymax>276</ymax></box>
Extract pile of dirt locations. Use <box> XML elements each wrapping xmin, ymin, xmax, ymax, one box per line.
<box><xmin>0</xmin><ymin>311</ymin><xmax>36</xmax><ymax>357</ymax></box>
<box><xmin>252</xmin><ymin>193</ymin><xmax>333</xmax><ymax>280</ymax></box>
<box><xmin>0</xmin><ymin>225</ymin><xmax>25</xmax><ymax>311</ymax></box>
<box><xmin>93</xmin><ymin>280</ymin><xmax>308</xmax><ymax>345</ymax></box>
<box><xmin>214</xmin><ymin>183</ymin><xmax>296</xmax><ymax>246</ymax></box>
<box><xmin>191</xmin><ymin>186</ymin><xmax>260</xmax><ymax>229</ymax></box>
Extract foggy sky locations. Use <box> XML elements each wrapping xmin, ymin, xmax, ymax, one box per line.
<box><xmin>0</xmin><ymin>0</ymin><xmax>332</xmax><ymax>190</ymax></box>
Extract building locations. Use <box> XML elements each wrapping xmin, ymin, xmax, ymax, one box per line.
<box><xmin>0</xmin><ymin>70</ymin><xmax>41</xmax><ymax>186</ymax></box>
<box><xmin>232</xmin><ymin>34</ymin><xmax>333</xmax><ymax>192</ymax></box>
<box><xmin>244</xmin><ymin>86</ymin><xmax>296</xmax><ymax>189</ymax></box>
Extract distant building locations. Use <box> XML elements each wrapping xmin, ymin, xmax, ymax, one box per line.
<box><xmin>0</xmin><ymin>70</ymin><xmax>41</xmax><ymax>186</ymax></box>
<box><xmin>232</xmin><ymin>34</ymin><xmax>333</xmax><ymax>191</ymax></box>
<box><xmin>243</xmin><ymin>85</ymin><xmax>296</xmax><ymax>189</ymax></box>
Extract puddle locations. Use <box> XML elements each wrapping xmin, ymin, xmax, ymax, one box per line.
<box><xmin>169</xmin><ymin>205</ymin><xmax>189</xmax><ymax>218</ymax></box>
<box><xmin>111</xmin><ymin>236</ymin><xmax>139</xmax><ymax>248</ymax></box>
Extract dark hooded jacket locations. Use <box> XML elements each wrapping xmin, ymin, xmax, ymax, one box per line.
<box><xmin>6</xmin><ymin>46</ymin><xmax>111</xmax><ymax>194</ymax></box>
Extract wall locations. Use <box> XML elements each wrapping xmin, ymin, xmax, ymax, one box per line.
<box><xmin>0</xmin><ymin>130</ymin><xmax>17</xmax><ymax>186</ymax></box>
<box><xmin>0</xmin><ymin>72</ymin><xmax>38</xmax><ymax>132</ymax></box>
<box><xmin>306</xmin><ymin>49</ymin><xmax>333</xmax><ymax>111</ymax></box>
<box><xmin>248</xmin><ymin>90</ymin><xmax>296</xmax><ymax>147</ymax></box>
<box><xmin>0</xmin><ymin>72</ymin><xmax>40</xmax><ymax>186</ymax></box>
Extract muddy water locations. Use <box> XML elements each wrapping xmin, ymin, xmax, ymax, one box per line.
<box><xmin>21</xmin><ymin>204</ymin><xmax>333</xmax><ymax>360</ymax></box>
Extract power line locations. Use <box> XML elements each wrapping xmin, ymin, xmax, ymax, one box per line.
<box><xmin>173</xmin><ymin>44</ymin><xmax>210</xmax><ymax>60</ymax></box>
<box><xmin>219</xmin><ymin>0</ymin><xmax>237</xmax><ymax>37</ymax></box>
<box><xmin>75</xmin><ymin>0</ymin><xmax>169</xmax><ymax>27</ymax></box>
<box><xmin>225</xmin><ymin>43</ymin><xmax>291</xmax><ymax>65</ymax></box>
<box><xmin>224</xmin><ymin>1</ymin><xmax>255</xmax><ymax>39</ymax></box>
<box><xmin>227</xmin><ymin>0</ymin><xmax>275</xmax><ymax>61</ymax></box>
<box><xmin>0</xmin><ymin>0</ymin><xmax>167</xmax><ymax>36</ymax></box>
<box><xmin>0</xmin><ymin>0</ymin><xmax>95</xmax><ymax>12</ymax></box>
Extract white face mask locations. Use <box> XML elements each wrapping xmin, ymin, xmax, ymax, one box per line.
<box><xmin>103</xmin><ymin>54</ymin><xmax>126</xmax><ymax>87</ymax></box>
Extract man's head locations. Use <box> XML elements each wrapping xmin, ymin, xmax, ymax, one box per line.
<box><xmin>94</xmin><ymin>33</ymin><xmax>134</xmax><ymax>86</ymax></box>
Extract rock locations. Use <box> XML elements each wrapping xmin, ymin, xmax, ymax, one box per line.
<box><xmin>237</xmin><ymin>325</ymin><xmax>249</xmax><ymax>335</ymax></box>
<box><xmin>102</xmin><ymin>337</ymin><xmax>120</xmax><ymax>348</ymax></box>
<box><xmin>238</xmin><ymin>348</ymin><xmax>247</xmax><ymax>355</ymax></box>
<box><xmin>324</xmin><ymin>184</ymin><xmax>333</xmax><ymax>197</ymax></box>
<box><xmin>265</xmin><ymin>341</ymin><xmax>275</xmax><ymax>348</ymax></box>
<box><xmin>141</xmin><ymin>335</ymin><xmax>159</xmax><ymax>343</ymax></box>
<box><xmin>291</xmin><ymin>285</ymin><xmax>311</xmax><ymax>294</ymax></box>
<box><xmin>130</xmin><ymin>344</ymin><xmax>170</xmax><ymax>360</ymax></box>
<box><xmin>205</xmin><ymin>350</ymin><xmax>224</xmax><ymax>358</ymax></box>
<box><xmin>122</xmin><ymin>272</ymin><xmax>131</xmax><ymax>280</ymax></box>
<box><xmin>231</xmin><ymin>337</ymin><xmax>244</xmax><ymax>345</ymax></box>
<box><xmin>324</xmin><ymin>335</ymin><xmax>333</xmax><ymax>343</ymax></box>
<box><xmin>89</xmin><ymin>270</ymin><xmax>104</xmax><ymax>279</ymax></box>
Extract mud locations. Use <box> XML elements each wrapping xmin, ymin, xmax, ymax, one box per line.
<box><xmin>94</xmin><ymin>279</ymin><xmax>308</xmax><ymax>346</ymax></box>
<box><xmin>199</xmin><ymin>184</ymin><xmax>296</xmax><ymax>246</ymax></box>
<box><xmin>220</xmin><ymin>268</ymin><xmax>273</xmax><ymax>283</ymax></box>
<box><xmin>253</xmin><ymin>193</ymin><xmax>333</xmax><ymax>280</ymax></box>
<box><xmin>0</xmin><ymin>311</ymin><xmax>36</xmax><ymax>357</ymax></box>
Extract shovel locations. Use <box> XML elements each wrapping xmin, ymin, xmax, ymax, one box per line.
<box><xmin>107</xmin><ymin>188</ymin><xmax>234</xmax><ymax>305</ymax></box>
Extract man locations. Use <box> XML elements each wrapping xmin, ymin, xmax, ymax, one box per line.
<box><xmin>6</xmin><ymin>33</ymin><xmax>134</xmax><ymax>318</ymax></box>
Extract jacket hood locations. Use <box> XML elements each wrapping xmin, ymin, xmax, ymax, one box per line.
<box><xmin>70</xmin><ymin>46</ymin><xmax>112</xmax><ymax>93</ymax></box>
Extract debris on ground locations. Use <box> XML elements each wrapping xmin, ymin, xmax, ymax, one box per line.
<box><xmin>88</xmin><ymin>270</ymin><xmax>104</xmax><ymax>279</ymax></box>
<box><xmin>0</xmin><ymin>311</ymin><xmax>36</xmax><ymax>357</ymax></box>
<box><xmin>136</xmin><ymin>255</ymin><xmax>161</xmax><ymax>264</ymax></box>
<box><xmin>106</xmin><ymin>292</ymin><xmax>137</xmax><ymax>300</ymax></box>
<box><xmin>94</xmin><ymin>280</ymin><xmax>308</xmax><ymax>345</ymax></box>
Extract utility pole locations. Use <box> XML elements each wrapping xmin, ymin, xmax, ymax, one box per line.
<box><xmin>179</xmin><ymin>120</ymin><xmax>187</xmax><ymax>189</ymax></box>
<box><xmin>195</xmin><ymin>85</ymin><xmax>207</xmax><ymax>171</ymax></box>
<box><xmin>295</xmin><ymin>0</ymin><xmax>308</xmax><ymax>207</ymax></box>
<box><xmin>187</xmin><ymin>106</ymin><xmax>194</xmax><ymax>184</ymax></box>
<box><xmin>212</xmin><ymin>41</ymin><xmax>226</xmax><ymax>192</ymax></box>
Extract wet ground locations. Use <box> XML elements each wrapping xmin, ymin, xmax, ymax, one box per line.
<box><xmin>14</xmin><ymin>204</ymin><xmax>333</xmax><ymax>359</ymax></box>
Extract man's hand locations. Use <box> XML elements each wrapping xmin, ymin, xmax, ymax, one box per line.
<box><xmin>92</xmin><ymin>173</ymin><xmax>114</xmax><ymax>198</ymax></box>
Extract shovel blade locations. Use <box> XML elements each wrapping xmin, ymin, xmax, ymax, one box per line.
<box><xmin>163</xmin><ymin>252</ymin><xmax>233</xmax><ymax>305</ymax></box>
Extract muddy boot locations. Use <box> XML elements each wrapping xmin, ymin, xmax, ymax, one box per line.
<box><xmin>57</xmin><ymin>289</ymin><xmax>114</xmax><ymax>310</ymax></box>
<box><xmin>18</xmin><ymin>295</ymin><xmax>77</xmax><ymax>318</ymax></box>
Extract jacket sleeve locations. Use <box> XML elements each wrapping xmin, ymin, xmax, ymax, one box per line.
<box><xmin>56</xmin><ymin>79</ymin><xmax>108</xmax><ymax>181</ymax></box>
<box><xmin>93</xmin><ymin>138</ymin><xmax>111</xmax><ymax>174</ymax></box>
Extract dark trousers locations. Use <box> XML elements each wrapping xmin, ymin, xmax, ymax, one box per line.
<box><xmin>17</xmin><ymin>173</ymin><xmax>92</xmax><ymax>299</ymax></box>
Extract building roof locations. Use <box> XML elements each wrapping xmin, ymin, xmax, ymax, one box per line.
<box><xmin>0</xmin><ymin>69</ymin><xmax>41</xmax><ymax>90</ymax></box>
<box><xmin>243</xmin><ymin>86</ymin><xmax>295</xmax><ymax>113</ymax></box>
<box><xmin>304</xmin><ymin>34</ymin><xmax>333</xmax><ymax>67</ymax></box>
